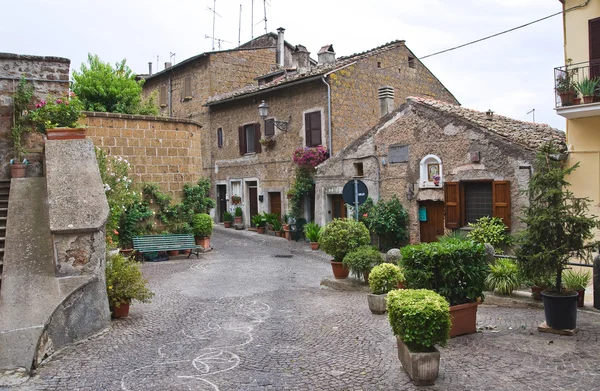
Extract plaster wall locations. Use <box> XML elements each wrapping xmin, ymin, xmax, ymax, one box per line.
<box><xmin>563</xmin><ymin>0</ymin><xmax>600</xmax><ymax>64</ymax></box>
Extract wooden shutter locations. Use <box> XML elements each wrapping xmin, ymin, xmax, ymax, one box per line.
<box><xmin>238</xmin><ymin>126</ymin><xmax>245</xmax><ymax>155</ymax></box>
<box><xmin>184</xmin><ymin>77</ymin><xmax>192</xmax><ymax>99</ymax></box>
<box><xmin>590</xmin><ymin>18</ymin><xmax>600</xmax><ymax>79</ymax></box>
<box><xmin>305</xmin><ymin>112</ymin><xmax>322</xmax><ymax>147</ymax></box>
<box><xmin>159</xmin><ymin>86</ymin><xmax>167</xmax><ymax>107</ymax></box>
<box><xmin>265</xmin><ymin>118</ymin><xmax>275</xmax><ymax>136</ymax></box>
<box><xmin>444</xmin><ymin>182</ymin><xmax>461</xmax><ymax>229</ymax></box>
<box><xmin>254</xmin><ymin>123</ymin><xmax>262</xmax><ymax>153</ymax></box>
<box><xmin>492</xmin><ymin>181</ymin><xmax>511</xmax><ymax>230</ymax></box>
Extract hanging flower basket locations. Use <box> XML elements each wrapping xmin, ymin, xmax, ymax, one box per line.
<box><xmin>231</xmin><ymin>195</ymin><xmax>242</xmax><ymax>205</ymax></box>
<box><xmin>292</xmin><ymin>146</ymin><xmax>329</xmax><ymax>168</ymax></box>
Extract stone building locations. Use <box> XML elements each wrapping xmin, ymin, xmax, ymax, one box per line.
<box><xmin>203</xmin><ymin>37</ymin><xmax>458</xmax><ymax>224</ymax></box>
<box><xmin>314</xmin><ymin>96</ymin><xmax>566</xmax><ymax>243</ymax></box>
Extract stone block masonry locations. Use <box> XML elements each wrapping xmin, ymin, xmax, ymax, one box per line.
<box><xmin>84</xmin><ymin>112</ymin><xmax>203</xmax><ymax>200</ymax></box>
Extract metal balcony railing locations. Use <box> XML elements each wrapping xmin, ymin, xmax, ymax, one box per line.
<box><xmin>554</xmin><ymin>60</ymin><xmax>600</xmax><ymax>108</ymax></box>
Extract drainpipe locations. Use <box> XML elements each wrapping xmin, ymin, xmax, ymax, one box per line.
<box><xmin>321</xmin><ymin>75</ymin><xmax>333</xmax><ymax>156</ymax></box>
<box><xmin>168</xmin><ymin>75</ymin><xmax>173</xmax><ymax>117</ymax></box>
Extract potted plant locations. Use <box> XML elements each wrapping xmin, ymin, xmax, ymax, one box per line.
<box><xmin>485</xmin><ymin>258</ymin><xmax>520</xmax><ymax>296</ymax></box>
<box><xmin>9</xmin><ymin>76</ymin><xmax>34</xmax><ymax>178</ymax></box>
<box><xmin>563</xmin><ymin>269</ymin><xmax>592</xmax><ymax>307</ymax></box>
<box><xmin>387</xmin><ymin>289</ymin><xmax>451</xmax><ymax>386</ymax></box>
<box><xmin>30</xmin><ymin>91</ymin><xmax>85</xmax><ymax>139</ymax></box>
<box><xmin>343</xmin><ymin>245</ymin><xmax>383</xmax><ymax>282</ymax></box>
<box><xmin>303</xmin><ymin>222</ymin><xmax>321</xmax><ymax>250</ymax></box>
<box><xmin>555</xmin><ymin>63</ymin><xmax>577</xmax><ymax>107</ymax></box>
<box><xmin>234</xmin><ymin>206</ymin><xmax>243</xmax><ymax>224</ymax></box>
<box><xmin>319</xmin><ymin>218</ymin><xmax>370</xmax><ymax>279</ymax></box>
<box><xmin>251</xmin><ymin>214</ymin><xmax>266</xmax><ymax>233</ymax></box>
<box><xmin>223</xmin><ymin>211</ymin><xmax>234</xmax><ymax>228</ymax></box>
<box><xmin>231</xmin><ymin>195</ymin><xmax>242</xmax><ymax>205</ymax></box>
<box><xmin>367</xmin><ymin>263</ymin><xmax>404</xmax><ymax>314</ymax></box>
<box><xmin>259</xmin><ymin>137</ymin><xmax>276</xmax><ymax>149</ymax></box>
<box><xmin>516</xmin><ymin>142</ymin><xmax>599</xmax><ymax>331</ymax></box>
<box><xmin>272</xmin><ymin>218</ymin><xmax>283</xmax><ymax>237</ymax></box>
<box><xmin>400</xmin><ymin>238</ymin><xmax>487</xmax><ymax>337</ymax></box>
<box><xmin>575</xmin><ymin>77</ymin><xmax>599</xmax><ymax>104</ymax></box>
<box><xmin>105</xmin><ymin>253</ymin><xmax>155</xmax><ymax>318</ymax></box>
<box><xmin>191</xmin><ymin>213</ymin><xmax>214</xmax><ymax>249</ymax></box>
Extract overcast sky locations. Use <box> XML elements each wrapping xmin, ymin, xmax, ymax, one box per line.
<box><xmin>3</xmin><ymin>0</ymin><xmax>565</xmax><ymax>130</ymax></box>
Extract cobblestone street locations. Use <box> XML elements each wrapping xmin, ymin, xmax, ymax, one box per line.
<box><xmin>10</xmin><ymin>227</ymin><xmax>600</xmax><ymax>391</ymax></box>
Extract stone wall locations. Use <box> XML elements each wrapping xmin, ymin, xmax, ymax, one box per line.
<box><xmin>0</xmin><ymin>53</ymin><xmax>70</xmax><ymax>179</ymax></box>
<box><xmin>84</xmin><ymin>112</ymin><xmax>203</xmax><ymax>199</ymax></box>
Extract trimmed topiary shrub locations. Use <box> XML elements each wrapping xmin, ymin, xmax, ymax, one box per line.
<box><xmin>369</xmin><ymin>263</ymin><xmax>404</xmax><ymax>294</ymax></box>
<box><xmin>343</xmin><ymin>246</ymin><xmax>383</xmax><ymax>280</ymax></box>
<box><xmin>319</xmin><ymin>218</ymin><xmax>370</xmax><ymax>262</ymax></box>
<box><xmin>400</xmin><ymin>240</ymin><xmax>487</xmax><ymax>306</ymax></box>
<box><xmin>191</xmin><ymin>213</ymin><xmax>214</xmax><ymax>237</ymax></box>
<box><xmin>387</xmin><ymin>289</ymin><xmax>450</xmax><ymax>352</ymax></box>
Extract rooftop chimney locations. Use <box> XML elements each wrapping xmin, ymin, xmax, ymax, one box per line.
<box><xmin>292</xmin><ymin>45</ymin><xmax>310</xmax><ymax>71</ymax></box>
<box><xmin>378</xmin><ymin>86</ymin><xmax>395</xmax><ymax>117</ymax></box>
<box><xmin>277</xmin><ymin>27</ymin><xmax>285</xmax><ymax>68</ymax></box>
<box><xmin>148</xmin><ymin>62</ymin><xmax>153</xmax><ymax>76</ymax></box>
<box><xmin>318</xmin><ymin>44</ymin><xmax>336</xmax><ymax>65</ymax></box>
<box><xmin>164</xmin><ymin>62</ymin><xmax>172</xmax><ymax>70</ymax></box>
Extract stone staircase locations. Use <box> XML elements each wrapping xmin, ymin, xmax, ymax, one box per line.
<box><xmin>0</xmin><ymin>179</ymin><xmax>9</xmax><ymax>290</ymax></box>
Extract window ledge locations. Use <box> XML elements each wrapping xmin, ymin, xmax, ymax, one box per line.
<box><xmin>244</xmin><ymin>152</ymin><xmax>257</xmax><ymax>156</ymax></box>
<box><xmin>419</xmin><ymin>183</ymin><xmax>443</xmax><ymax>189</ymax></box>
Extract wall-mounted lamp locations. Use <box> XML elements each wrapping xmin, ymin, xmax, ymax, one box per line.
<box><xmin>258</xmin><ymin>194</ymin><xmax>264</xmax><ymax>202</ymax></box>
<box><xmin>258</xmin><ymin>100</ymin><xmax>290</xmax><ymax>131</ymax></box>
<box><xmin>406</xmin><ymin>183</ymin><xmax>415</xmax><ymax>201</ymax></box>
<box><xmin>486</xmin><ymin>109</ymin><xmax>494</xmax><ymax>121</ymax></box>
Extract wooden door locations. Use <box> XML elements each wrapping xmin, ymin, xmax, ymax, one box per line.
<box><xmin>249</xmin><ymin>187</ymin><xmax>258</xmax><ymax>226</ymax></box>
<box><xmin>269</xmin><ymin>192</ymin><xmax>281</xmax><ymax>219</ymax></box>
<box><xmin>217</xmin><ymin>185</ymin><xmax>227</xmax><ymax>222</ymax></box>
<box><xmin>419</xmin><ymin>201</ymin><xmax>445</xmax><ymax>243</ymax></box>
<box><xmin>331</xmin><ymin>195</ymin><xmax>347</xmax><ymax>219</ymax></box>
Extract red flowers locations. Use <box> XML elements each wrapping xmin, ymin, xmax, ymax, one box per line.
<box><xmin>292</xmin><ymin>146</ymin><xmax>329</xmax><ymax>168</ymax></box>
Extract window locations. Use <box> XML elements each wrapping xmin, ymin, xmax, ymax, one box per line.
<box><xmin>238</xmin><ymin>123</ymin><xmax>261</xmax><ymax>155</ymax></box>
<box><xmin>419</xmin><ymin>154</ymin><xmax>442</xmax><ymax>188</ymax></box>
<box><xmin>354</xmin><ymin>162</ymin><xmax>364</xmax><ymax>177</ymax></box>
<box><xmin>183</xmin><ymin>76</ymin><xmax>192</xmax><ymax>100</ymax></box>
<box><xmin>264</xmin><ymin>118</ymin><xmax>275</xmax><ymax>137</ymax></box>
<box><xmin>217</xmin><ymin>128</ymin><xmax>223</xmax><ymax>148</ymax></box>
<box><xmin>444</xmin><ymin>181</ymin><xmax>511</xmax><ymax>229</ymax></box>
<box><xmin>408</xmin><ymin>56</ymin><xmax>416</xmax><ymax>69</ymax></box>
<box><xmin>377</xmin><ymin>61</ymin><xmax>381</xmax><ymax>68</ymax></box>
<box><xmin>389</xmin><ymin>145</ymin><xmax>409</xmax><ymax>163</ymax></box>
<box><xmin>159</xmin><ymin>86</ymin><xmax>167</xmax><ymax>107</ymax></box>
<box><xmin>304</xmin><ymin>111</ymin><xmax>322</xmax><ymax>147</ymax></box>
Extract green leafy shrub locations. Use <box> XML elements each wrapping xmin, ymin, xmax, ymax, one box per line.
<box><xmin>400</xmin><ymin>240</ymin><xmax>487</xmax><ymax>306</ymax></box>
<box><xmin>272</xmin><ymin>218</ymin><xmax>283</xmax><ymax>232</ymax></box>
<box><xmin>223</xmin><ymin>211</ymin><xmax>233</xmax><ymax>222</ymax></box>
<box><xmin>290</xmin><ymin>167</ymin><xmax>314</xmax><ymax>219</ymax></box>
<box><xmin>304</xmin><ymin>222</ymin><xmax>321</xmax><ymax>242</ymax></box>
<box><xmin>251</xmin><ymin>214</ymin><xmax>266</xmax><ymax>227</ymax></box>
<box><xmin>30</xmin><ymin>92</ymin><xmax>84</xmax><ymax>132</ymax></box>
<box><xmin>343</xmin><ymin>246</ymin><xmax>384</xmax><ymax>280</ymax></box>
<box><xmin>360</xmin><ymin>195</ymin><xmax>408</xmax><ymax>251</ymax></box>
<box><xmin>191</xmin><ymin>213</ymin><xmax>214</xmax><ymax>237</ymax></box>
<box><xmin>10</xmin><ymin>76</ymin><xmax>34</xmax><ymax>161</ymax></box>
<box><xmin>437</xmin><ymin>230</ymin><xmax>468</xmax><ymax>243</ymax></box>
<box><xmin>485</xmin><ymin>259</ymin><xmax>519</xmax><ymax>295</ymax></box>
<box><xmin>467</xmin><ymin>216</ymin><xmax>513</xmax><ymax>253</ymax></box>
<box><xmin>106</xmin><ymin>253</ymin><xmax>155</xmax><ymax>308</ymax></box>
<box><xmin>319</xmin><ymin>219</ymin><xmax>370</xmax><ymax>262</ymax></box>
<box><xmin>386</xmin><ymin>289</ymin><xmax>450</xmax><ymax>352</ymax></box>
<box><xmin>369</xmin><ymin>263</ymin><xmax>404</xmax><ymax>294</ymax></box>
<box><xmin>563</xmin><ymin>269</ymin><xmax>592</xmax><ymax>291</ymax></box>
<box><xmin>235</xmin><ymin>207</ymin><xmax>243</xmax><ymax>217</ymax></box>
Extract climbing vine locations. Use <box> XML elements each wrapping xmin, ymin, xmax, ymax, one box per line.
<box><xmin>289</xmin><ymin>167</ymin><xmax>314</xmax><ymax>219</ymax></box>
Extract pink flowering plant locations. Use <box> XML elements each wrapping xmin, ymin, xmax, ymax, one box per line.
<box><xmin>292</xmin><ymin>146</ymin><xmax>329</xmax><ymax>168</ymax></box>
<box><xmin>30</xmin><ymin>91</ymin><xmax>84</xmax><ymax>133</ymax></box>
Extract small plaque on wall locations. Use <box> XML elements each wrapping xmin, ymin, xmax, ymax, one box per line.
<box><xmin>419</xmin><ymin>207</ymin><xmax>427</xmax><ymax>222</ymax></box>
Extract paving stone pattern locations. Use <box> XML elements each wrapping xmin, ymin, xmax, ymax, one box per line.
<box><xmin>10</xmin><ymin>228</ymin><xmax>600</xmax><ymax>391</ymax></box>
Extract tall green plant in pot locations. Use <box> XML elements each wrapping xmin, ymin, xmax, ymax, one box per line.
<box><xmin>575</xmin><ymin>77</ymin><xmax>599</xmax><ymax>103</ymax></box>
<box><xmin>106</xmin><ymin>253</ymin><xmax>154</xmax><ymax>318</ymax></box>
<box><xmin>319</xmin><ymin>218</ymin><xmax>370</xmax><ymax>279</ymax></box>
<box><xmin>191</xmin><ymin>213</ymin><xmax>214</xmax><ymax>249</ymax></box>
<box><xmin>303</xmin><ymin>222</ymin><xmax>321</xmax><ymax>250</ymax></box>
<box><xmin>516</xmin><ymin>142</ymin><xmax>600</xmax><ymax>330</ymax></box>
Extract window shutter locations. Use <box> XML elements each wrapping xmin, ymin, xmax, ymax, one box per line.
<box><xmin>184</xmin><ymin>77</ymin><xmax>192</xmax><ymax>99</ymax></box>
<box><xmin>589</xmin><ymin>18</ymin><xmax>600</xmax><ymax>79</ymax></box>
<box><xmin>304</xmin><ymin>112</ymin><xmax>312</xmax><ymax>146</ymax></box>
<box><xmin>217</xmin><ymin>128</ymin><xmax>223</xmax><ymax>148</ymax></box>
<box><xmin>265</xmin><ymin>118</ymin><xmax>275</xmax><ymax>136</ymax></box>
<box><xmin>254</xmin><ymin>123</ymin><xmax>262</xmax><ymax>153</ymax></box>
<box><xmin>492</xmin><ymin>181</ymin><xmax>511</xmax><ymax>230</ymax></box>
<box><xmin>160</xmin><ymin>86</ymin><xmax>167</xmax><ymax>107</ymax></box>
<box><xmin>305</xmin><ymin>111</ymin><xmax>322</xmax><ymax>147</ymax></box>
<box><xmin>444</xmin><ymin>182</ymin><xmax>461</xmax><ymax>229</ymax></box>
<box><xmin>238</xmin><ymin>126</ymin><xmax>245</xmax><ymax>155</ymax></box>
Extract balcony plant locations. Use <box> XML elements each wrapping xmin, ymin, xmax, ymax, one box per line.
<box><xmin>562</xmin><ymin>269</ymin><xmax>592</xmax><ymax>307</ymax></box>
<box><xmin>366</xmin><ymin>262</ymin><xmax>404</xmax><ymax>314</ymax></box>
<box><xmin>387</xmin><ymin>289</ymin><xmax>450</xmax><ymax>386</ymax></box>
<box><xmin>105</xmin><ymin>253</ymin><xmax>155</xmax><ymax>318</ymax></box>
<box><xmin>30</xmin><ymin>91</ymin><xmax>85</xmax><ymax>139</ymax></box>
<box><xmin>9</xmin><ymin>76</ymin><xmax>34</xmax><ymax>178</ymax></box>
<box><xmin>343</xmin><ymin>245</ymin><xmax>384</xmax><ymax>282</ymax></box>
<box><xmin>555</xmin><ymin>60</ymin><xmax>577</xmax><ymax>107</ymax></box>
<box><xmin>191</xmin><ymin>213</ymin><xmax>213</xmax><ymax>249</ymax></box>
<box><xmin>516</xmin><ymin>142</ymin><xmax>599</xmax><ymax>330</ymax></box>
<box><xmin>223</xmin><ymin>211</ymin><xmax>234</xmax><ymax>228</ymax></box>
<box><xmin>574</xmin><ymin>77</ymin><xmax>600</xmax><ymax>103</ymax></box>
<box><xmin>400</xmin><ymin>238</ymin><xmax>487</xmax><ymax>337</ymax></box>
<box><xmin>319</xmin><ymin>218</ymin><xmax>370</xmax><ymax>279</ymax></box>
<box><xmin>303</xmin><ymin>222</ymin><xmax>321</xmax><ymax>250</ymax></box>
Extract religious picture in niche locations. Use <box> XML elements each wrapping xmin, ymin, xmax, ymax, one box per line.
<box><xmin>427</xmin><ymin>163</ymin><xmax>439</xmax><ymax>182</ymax></box>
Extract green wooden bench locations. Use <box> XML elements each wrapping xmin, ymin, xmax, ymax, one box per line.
<box><xmin>133</xmin><ymin>234</ymin><xmax>203</xmax><ymax>259</ymax></box>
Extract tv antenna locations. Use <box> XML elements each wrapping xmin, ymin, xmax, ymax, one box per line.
<box><xmin>262</xmin><ymin>0</ymin><xmax>268</xmax><ymax>34</ymax></box>
<box><xmin>238</xmin><ymin>4</ymin><xmax>242</xmax><ymax>46</ymax></box>
<box><xmin>207</xmin><ymin>0</ymin><xmax>222</xmax><ymax>50</ymax></box>
<box><xmin>169</xmin><ymin>52</ymin><xmax>176</xmax><ymax>65</ymax></box>
<box><xmin>527</xmin><ymin>108</ymin><xmax>535</xmax><ymax>123</ymax></box>
<box><xmin>205</xmin><ymin>35</ymin><xmax>232</xmax><ymax>50</ymax></box>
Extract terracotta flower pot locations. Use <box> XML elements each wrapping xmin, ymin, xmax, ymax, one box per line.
<box><xmin>257</xmin><ymin>226</ymin><xmax>266</xmax><ymax>234</ymax></box>
<box><xmin>330</xmin><ymin>261</ymin><xmax>349</xmax><ymax>279</ymax></box>
<box><xmin>224</xmin><ymin>221</ymin><xmax>232</xmax><ymax>228</ymax></box>
<box><xmin>234</xmin><ymin>216</ymin><xmax>243</xmax><ymax>224</ymax></box>
<box><xmin>180</xmin><ymin>249</ymin><xmax>191</xmax><ymax>255</ymax></box>
<box><xmin>583</xmin><ymin>95</ymin><xmax>594</xmax><ymax>104</ymax></box>
<box><xmin>120</xmin><ymin>248</ymin><xmax>134</xmax><ymax>258</ymax></box>
<box><xmin>310</xmin><ymin>242</ymin><xmax>319</xmax><ymax>251</ymax></box>
<box><xmin>449</xmin><ymin>302</ymin><xmax>478</xmax><ymax>337</ymax></box>
<box><xmin>577</xmin><ymin>289</ymin><xmax>585</xmax><ymax>307</ymax></box>
<box><xmin>46</xmin><ymin>127</ymin><xmax>86</xmax><ymax>140</ymax></box>
<box><xmin>397</xmin><ymin>281</ymin><xmax>406</xmax><ymax>289</ymax></box>
<box><xmin>10</xmin><ymin>163</ymin><xmax>27</xmax><ymax>178</ymax></box>
<box><xmin>275</xmin><ymin>231</ymin><xmax>282</xmax><ymax>237</ymax></box>
<box><xmin>167</xmin><ymin>249</ymin><xmax>179</xmax><ymax>257</ymax></box>
<box><xmin>112</xmin><ymin>302</ymin><xmax>130</xmax><ymax>318</ymax></box>
<box><xmin>195</xmin><ymin>236</ymin><xmax>210</xmax><ymax>249</ymax></box>
<box><xmin>531</xmin><ymin>285</ymin><xmax>544</xmax><ymax>301</ymax></box>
